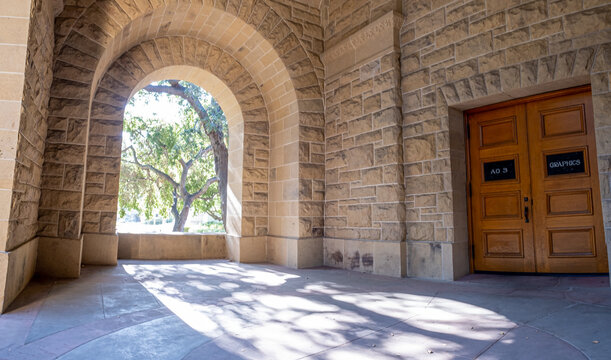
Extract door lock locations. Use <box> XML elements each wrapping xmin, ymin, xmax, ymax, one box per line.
<box><xmin>524</xmin><ymin>197</ymin><xmax>529</xmax><ymax>223</ymax></box>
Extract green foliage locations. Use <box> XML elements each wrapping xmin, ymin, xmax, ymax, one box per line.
<box><xmin>118</xmin><ymin>80</ymin><xmax>226</xmax><ymax>226</ymax></box>
<box><xmin>184</xmin><ymin>221</ymin><xmax>224</xmax><ymax>234</ymax></box>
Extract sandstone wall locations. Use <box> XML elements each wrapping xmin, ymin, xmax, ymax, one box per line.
<box><xmin>323</xmin><ymin>0</ymin><xmax>402</xmax><ymax>47</ymax></box>
<box><xmin>0</xmin><ymin>0</ymin><xmax>56</xmax><ymax>312</ymax></box>
<box><xmin>267</xmin><ymin>0</ymin><xmax>325</xmax><ymax>84</ymax></box>
<box><xmin>322</xmin><ymin>12</ymin><xmax>406</xmax><ymax>277</ymax></box>
<box><xmin>4</xmin><ymin>0</ymin><xmax>608</xmax><ymax>294</ymax></box>
<box><xmin>6</xmin><ymin>0</ymin><xmax>54</xmax><ymax>251</ymax></box>
<box><xmin>400</xmin><ymin>0</ymin><xmax>611</xmax><ymax>278</ymax></box>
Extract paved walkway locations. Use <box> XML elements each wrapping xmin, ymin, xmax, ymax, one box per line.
<box><xmin>1</xmin><ymin>260</ymin><xmax>610</xmax><ymax>359</ymax></box>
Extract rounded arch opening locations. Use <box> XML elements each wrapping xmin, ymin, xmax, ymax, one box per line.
<box><xmin>125</xmin><ymin>65</ymin><xmax>245</xmax><ymax>238</ymax></box>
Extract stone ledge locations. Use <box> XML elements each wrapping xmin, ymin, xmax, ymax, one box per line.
<box><xmin>226</xmin><ymin>235</ymin><xmax>266</xmax><ymax>263</ymax></box>
<box><xmin>406</xmin><ymin>240</ymin><xmax>469</xmax><ymax>281</ymax></box>
<box><xmin>267</xmin><ymin>236</ymin><xmax>323</xmax><ymax>269</ymax></box>
<box><xmin>323</xmin><ymin>238</ymin><xmax>406</xmax><ymax>277</ymax></box>
<box><xmin>0</xmin><ymin>237</ymin><xmax>37</xmax><ymax>312</ymax></box>
<box><xmin>118</xmin><ymin>233</ymin><xmax>226</xmax><ymax>260</ymax></box>
<box><xmin>36</xmin><ymin>236</ymin><xmax>82</xmax><ymax>278</ymax></box>
<box><xmin>321</xmin><ymin>11</ymin><xmax>402</xmax><ymax>79</ymax></box>
<box><xmin>82</xmin><ymin>233</ymin><xmax>118</xmax><ymax>265</ymax></box>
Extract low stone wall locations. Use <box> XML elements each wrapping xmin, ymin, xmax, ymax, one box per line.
<box><xmin>118</xmin><ymin>233</ymin><xmax>227</xmax><ymax>260</ymax></box>
<box><xmin>0</xmin><ymin>238</ymin><xmax>38</xmax><ymax>312</ymax></box>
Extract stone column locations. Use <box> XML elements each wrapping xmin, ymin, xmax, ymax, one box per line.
<box><xmin>591</xmin><ymin>44</ymin><xmax>611</xmax><ymax>283</ymax></box>
<box><xmin>0</xmin><ymin>0</ymin><xmax>59</xmax><ymax>311</ymax></box>
<box><xmin>322</xmin><ymin>12</ymin><xmax>406</xmax><ymax>277</ymax></box>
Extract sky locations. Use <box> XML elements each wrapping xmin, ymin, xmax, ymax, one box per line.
<box><xmin>125</xmin><ymin>89</ymin><xmax>184</xmax><ymax>124</ymax></box>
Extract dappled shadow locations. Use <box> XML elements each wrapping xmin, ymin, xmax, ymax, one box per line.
<box><xmin>119</xmin><ymin>261</ymin><xmax>609</xmax><ymax>359</ymax></box>
<box><xmin>2</xmin><ymin>261</ymin><xmax>609</xmax><ymax>359</ymax></box>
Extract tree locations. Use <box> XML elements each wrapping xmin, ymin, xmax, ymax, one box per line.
<box><xmin>119</xmin><ymin>80</ymin><xmax>228</xmax><ymax>232</ymax></box>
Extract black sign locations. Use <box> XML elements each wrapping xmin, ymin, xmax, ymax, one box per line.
<box><xmin>546</xmin><ymin>151</ymin><xmax>585</xmax><ymax>176</ymax></box>
<box><xmin>483</xmin><ymin>159</ymin><xmax>516</xmax><ymax>181</ymax></box>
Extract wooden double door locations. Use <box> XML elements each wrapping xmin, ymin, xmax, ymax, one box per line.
<box><xmin>467</xmin><ymin>87</ymin><xmax>608</xmax><ymax>273</ymax></box>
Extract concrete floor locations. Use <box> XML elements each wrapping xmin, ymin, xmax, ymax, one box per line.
<box><xmin>1</xmin><ymin>261</ymin><xmax>610</xmax><ymax>360</ymax></box>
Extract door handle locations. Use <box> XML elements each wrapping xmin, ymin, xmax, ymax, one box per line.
<box><xmin>524</xmin><ymin>197</ymin><xmax>529</xmax><ymax>223</ymax></box>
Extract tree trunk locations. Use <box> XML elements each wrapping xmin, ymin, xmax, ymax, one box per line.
<box><xmin>144</xmin><ymin>82</ymin><xmax>229</xmax><ymax>230</ymax></box>
<box><xmin>211</xmin><ymin>130</ymin><xmax>228</xmax><ymax>227</ymax></box>
<box><xmin>172</xmin><ymin>202</ymin><xmax>191</xmax><ymax>232</ymax></box>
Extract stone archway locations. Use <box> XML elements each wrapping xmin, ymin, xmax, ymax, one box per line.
<box><xmin>37</xmin><ymin>1</ymin><xmax>325</xmax><ymax>277</ymax></box>
<box><xmin>85</xmin><ymin>37</ymin><xmax>269</xmax><ymax>265</ymax></box>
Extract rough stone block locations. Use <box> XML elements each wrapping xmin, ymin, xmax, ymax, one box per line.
<box><xmin>436</xmin><ymin>19</ymin><xmax>469</xmax><ymax>47</ymax></box>
<box><xmin>347</xmin><ymin>204</ymin><xmax>371</xmax><ymax>227</ymax></box>
<box><xmin>405</xmin><ymin>134</ymin><xmax>436</xmax><ymax>162</ymax></box>
<box><xmin>407</xmin><ymin>222</ymin><xmax>435</xmax><ymax>241</ymax></box>
<box><xmin>564</xmin><ymin>6</ymin><xmax>611</xmax><ymax>38</ymax></box>
<box><xmin>402</xmin><ymin>69</ymin><xmax>430</xmax><ymax>92</ymax></box>
<box><xmin>456</xmin><ymin>32</ymin><xmax>492</xmax><ymax>61</ymax></box>
<box><xmin>506</xmin><ymin>40</ymin><xmax>548</xmax><ymax>65</ymax></box>
<box><xmin>348</xmin><ymin>144</ymin><xmax>374</xmax><ymax>169</ymax></box>
<box><xmin>507</xmin><ymin>0</ymin><xmax>547</xmax><ymax>30</ymax></box>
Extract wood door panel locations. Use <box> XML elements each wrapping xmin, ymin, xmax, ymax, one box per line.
<box><xmin>484</xmin><ymin>231</ymin><xmax>524</xmax><ymax>257</ymax></box>
<box><xmin>468</xmin><ymin>104</ymin><xmax>535</xmax><ymax>272</ymax></box>
<box><xmin>479</xmin><ymin>117</ymin><xmax>517</xmax><ymax>147</ymax></box>
<box><xmin>547</xmin><ymin>190</ymin><xmax>592</xmax><ymax>216</ymax></box>
<box><xmin>482</xmin><ymin>192</ymin><xmax>521</xmax><ymax>219</ymax></box>
<box><xmin>527</xmin><ymin>90</ymin><xmax>608</xmax><ymax>273</ymax></box>
<box><xmin>468</xmin><ymin>87</ymin><xmax>608</xmax><ymax>274</ymax></box>
<box><xmin>541</xmin><ymin>105</ymin><xmax>586</xmax><ymax>138</ymax></box>
<box><xmin>548</xmin><ymin>228</ymin><xmax>596</xmax><ymax>257</ymax></box>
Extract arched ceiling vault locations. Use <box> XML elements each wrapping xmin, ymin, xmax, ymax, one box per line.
<box><xmin>53</xmin><ymin>0</ymin><xmax>322</xmax><ymax>120</ymax></box>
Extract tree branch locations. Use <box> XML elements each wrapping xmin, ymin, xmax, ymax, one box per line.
<box><xmin>206</xmin><ymin>211</ymin><xmax>222</xmax><ymax>221</ymax></box>
<box><xmin>144</xmin><ymin>82</ymin><xmax>225</xmax><ymax>149</ymax></box>
<box><xmin>190</xmin><ymin>176</ymin><xmax>219</xmax><ymax>200</ymax></box>
<box><xmin>123</xmin><ymin>145</ymin><xmax>178</xmax><ymax>188</ymax></box>
<box><xmin>190</xmin><ymin>146</ymin><xmax>213</xmax><ymax>166</ymax></box>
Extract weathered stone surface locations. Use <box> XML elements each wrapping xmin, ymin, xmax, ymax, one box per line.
<box><xmin>347</xmin><ymin>144</ymin><xmax>374</xmax><ymax>169</ymax></box>
<box><xmin>455</xmin><ymin>32</ymin><xmax>492</xmax><ymax>61</ymax></box>
<box><xmin>407</xmin><ymin>222</ymin><xmax>435</xmax><ymax>241</ymax></box>
<box><xmin>405</xmin><ymin>134</ymin><xmax>436</xmax><ymax>162</ymax></box>
<box><xmin>405</xmin><ymin>175</ymin><xmax>444</xmax><ymax>194</ymax></box>
<box><xmin>506</xmin><ymin>40</ymin><xmax>548</xmax><ymax>65</ymax></box>
<box><xmin>436</xmin><ymin>19</ymin><xmax>468</xmax><ymax>47</ymax></box>
<box><xmin>564</xmin><ymin>6</ymin><xmax>611</xmax><ymax>38</ymax></box>
<box><xmin>402</xmin><ymin>69</ymin><xmax>430</xmax><ymax>92</ymax></box>
<box><xmin>507</xmin><ymin>0</ymin><xmax>548</xmax><ymax>30</ymax></box>
<box><xmin>347</xmin><ymin>205</ymin><xmax>371</xmax><ymax>227</ymax></box>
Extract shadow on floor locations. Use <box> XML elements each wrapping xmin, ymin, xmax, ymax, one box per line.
<box><xmin>1</xmin><ymin>260</ymin><xmax>610</xmax><ymax>360</ymax></box>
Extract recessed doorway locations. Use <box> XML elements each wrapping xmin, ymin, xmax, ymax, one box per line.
<box><xmin>466</xmin><ymin>86</ymin><xmax>609</xmax><ymax>273</ymax></box>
